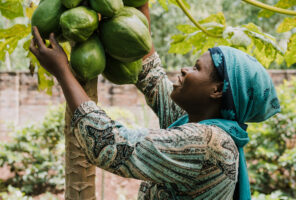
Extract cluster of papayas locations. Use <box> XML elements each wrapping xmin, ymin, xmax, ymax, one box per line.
<box><xmin>31</xmin><ymin>0</ymin><xmax>151</xmax><ymax>83</ymax></box>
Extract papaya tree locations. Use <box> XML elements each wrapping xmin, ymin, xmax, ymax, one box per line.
<box><xmin>0</xmin><ymin>0</ymin><xmax>295</xmax><ymax>200</ymax></box>
<box><xmin>0</xmin><ymin>0</ymin><xmax>97</xmax><ymax>199</ymax></box>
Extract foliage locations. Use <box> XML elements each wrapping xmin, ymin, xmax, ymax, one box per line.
<box><xmin>246</xmin><ymin>77</ymin><xmax>296</xmax><ymax>198</ymax></box>
<box><xmin>252</xmin><ymin>190</ymin><xmax>295</xmax><ymax>200</ymax></box>
<box><xmin>0</xmin><ymin>104</ymin><xmax>65</xmax><ymax>195</ymax></box>
<box><xmin>150</xmin><ymin>0</ymin><xmax>295</xmax><ymax>69</ymax></box>
<box><xmin>0</xmin><ymin>0</ymin><xmax>295</xmax><ymax>92</ymax></box>
<box><xmin>0</xmin><ymin>185</ymin><xmax>59</xmax><ymax>200</ymax></box>
<box><xmin>154</xmin><ymin>0</ymin><xmax>296</xmax><ymax>69</ymax></box>
<box><xmin>0</xmin><ymin>103</ymin><xmax>138</xmax><ymax>196</ymax></box>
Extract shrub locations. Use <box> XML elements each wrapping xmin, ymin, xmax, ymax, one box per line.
<box><xmin>246</xmin><ymin>77</ymin><xmax>296</xmax><ymax>198</ymax></box>
<box><xmin>0</xmin><ymin>105</ymin><xmax>65</xmax><ymax>195</ymax></box>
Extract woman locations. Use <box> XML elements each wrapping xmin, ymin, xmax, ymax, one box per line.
<box><xmin>29</xmin><ymin>3</ymin><xmax>280</xmax><ymax>200</ymax></box>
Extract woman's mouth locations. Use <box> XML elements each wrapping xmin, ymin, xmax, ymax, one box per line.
<box><xmin>173</xmin><ymin>75</ymin><xmax>183</xmax><ymax>88</ymax></box>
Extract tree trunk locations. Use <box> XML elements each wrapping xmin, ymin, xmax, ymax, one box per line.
<box><xmin>64</xmin><ymin>78</ymin><xmax>97</xmax><ymax>200</ymax></box>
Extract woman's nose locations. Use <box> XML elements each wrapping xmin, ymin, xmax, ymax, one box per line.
<box><xmin>181</xmin><ymin>67</ymin><xmax>189</xmax><ymax>76</ymax></box>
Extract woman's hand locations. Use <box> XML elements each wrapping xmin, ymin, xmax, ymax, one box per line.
<box><xmin>29</xmin><ymin>26</ymin><xmax>70</xmax><ymax>79</ymax></box>
<box><xmin>136</xmin><ymin>2</ymin><xmax>155</xmax><ymax>60</ymax></box>
<box><xmin>30</xmin><ymin>26</ymin><xmax>90</xmax><ymax>113</ymax></box>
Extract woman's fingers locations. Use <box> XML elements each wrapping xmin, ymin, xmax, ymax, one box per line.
<box><xmin>32</xmin><ymin>26</ymin><xmax>46</xmax><ymax>50</ymax></box>
<box><xmin>29</xmin><ymin>38</ymin><xmax>39</xmax><ymax>57</ymax></box>
<box><xmin>49</xmin><ymin>33</ymin><xmax>59</xmax><ymax>49</ymax></box>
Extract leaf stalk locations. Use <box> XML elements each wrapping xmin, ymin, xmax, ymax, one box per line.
<box><xmin>242</xmin><ymin>0</ymin><xmax>296</xmax><ymax>16</ymax></box>
<box><xmin>175</xmin><ymin>0</ymin><xmax>222</xmax><ymax>38</ymax></box>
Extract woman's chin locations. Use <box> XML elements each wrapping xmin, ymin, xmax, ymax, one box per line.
<box><xmin>170</xmin><ymin>87</ymin><xmax>182</xmax><ymax>103</ymax></box>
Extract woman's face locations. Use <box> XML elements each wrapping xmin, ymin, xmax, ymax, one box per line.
<box><xmin>170</xmin><ymin>51</ymin><xmax>221</xmax><ymax>112</ymax></box>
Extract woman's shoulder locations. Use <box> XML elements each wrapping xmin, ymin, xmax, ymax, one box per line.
<box><xmin>176</xmin><ymin>123</ymin><xmax>239</xmax><ymax>181</ymax></box>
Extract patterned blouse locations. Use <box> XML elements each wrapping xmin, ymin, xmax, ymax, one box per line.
<box><xmin>71</xmin><ymin>52</ymin><xmax>239</xmax><ymax>200</ymax></box>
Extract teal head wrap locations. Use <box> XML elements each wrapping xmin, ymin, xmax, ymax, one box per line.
<box><xmin>168</xmin><ymin>46</ymin><xmax>280</xmax><ymax>200</ymax></box>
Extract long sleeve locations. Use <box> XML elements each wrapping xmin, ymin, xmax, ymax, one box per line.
<box><xmin>71</xmin><ymin>101</ymin><xmax>239</xmax><ymax>187</ymax></box>
<box><xmin>135</xmin><ymin>52</ymin><xmax>186</xmax><ymax>129</ymax></box>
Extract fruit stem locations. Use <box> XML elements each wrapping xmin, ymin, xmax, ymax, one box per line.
<box><xmin>242</xmin><ymin>0</ymin><xmax>296</xmax><ymax>16</ymax></box>
<box><xmin>175</xmin><ymin>0</ymin><xmax>222</xmax><ymax>38</ymax></box>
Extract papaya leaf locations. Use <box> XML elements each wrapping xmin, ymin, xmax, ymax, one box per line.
<box><xmin>157</xmin><ymin>0</ymin><xmax>168</xmax><ymax>10</ymax></box>
<box><xmin>258</xmin><ymin>0</ymin><xmax>296</xmax><ymax>18</ymax></box>
<box><xmin>0</xmin><ymin>0</ymin><xmax>24</xmax><ymax>19</ymax></box>
<box><xmin>277</xmin><ymin>17</ymin><xmax>296</xmax><ymax>33</ymax></box>
<box><xmin>176</xmin><ymin>24</ymin><xmax>198</xmax><ymax>34</ymax></box>
<box><xmin>23</xmin><ymin>38</ymin><xmax>39</xmax><ymax>74</ymax></box>
<box><xmin>169</xmin><ymin>34</ymin><xmax>192</xmax><ymax>54</ymax></box>
<box><xmin>223</xmin><ymin>26</ymin><xmax>251</xmax><ymax>48</ymax></box>
<box><xmin>37</xmin><ymin>67</ymin><xmax>54</xmax><ymax>95</ymax></box>
<box><xmin>24</xmin><ymin>38</ymin><xmax>56</xmax><ymax>94</ymax></box>
<box><xmin>0</xmin><ymin>37</ymin><xmax>19</xmax><ymax>61</ymax></box>
<box><xmin>0</xmin><ymin>24</ymin><xmax>31</xmax><ymax>61</ymax></box>
<box><xmin>199</xmin><ymin>12</ymin><xmax>226</xmax><ymax>26</ymax></box>
<box><xmin>284</xmin><ymin>33</ymin><xmax>296</xmax><ymax>67</ymax></box>
<box><xmin>60</xmin><ymin>42</ymin><xmax>71</xmax><ymax>60</ymax></box>
<box><xmin>0</xmin><ymin>24</ymin><xmax>30</xmax><ymax>39</ymax></box>
<box><xmin>25</xmin><ymin>2</ymin><xmax>37</xmax><ymax>19</ymax></box>
<box><xmin>241</xmin><ymin>23</ymin><xmax>284</xmax><ymax>67</ymax></box>
<box><xmin>275</xmin><ymin>53</ymin><xmax>284</xmax><ymax>66</ymax></box>
<box><xmin>243</xmin><ymin>23</ymin><xmax>275</xmax><ymax>41</ymax></box>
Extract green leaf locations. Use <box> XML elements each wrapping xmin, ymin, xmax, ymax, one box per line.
<box><xmin>0</xmin><ymin>24</ymin><xmax>31</xmax><ymax>39</ymax></box>
<box><xmin>284</xmin><ymin>33</ymin><xmax>296</xmax><ymax>67</ymax></box>
<box><xmin>157</xmin><ymin>0</ymin><xmax>168</xmax><ymax>10</ymax></box>
<box><xmin>223</xmin><ymin>27</ymin><xmax>252</xmax><ymax>47</ymax></box>
<box><xmin>176</xmin><ymin>24</ymin><xmax>198</xmax><ymax>34</ymax></box>
<box><xmin>199</xmin><ymin>12</ymin><xmax>226</xmax><ymax>26</ymax></box>
<box><xmin>0</xmin><ymin>0</ymin><xmax>24</xmax><ymax>19</ymax></box>
<box><xmin>0</xmin><ymin>24</ymin><xmax>31</xmax><ymax>61</ymax></box>
<box><xmin>258</xmin><ymin>0</ymin><xmax>296</xmax><ymax>18</ymax></box>
<box><xmin>243</xmin><ymin>23</ymin><xmax>275</xmax><ymax>41</ymax></box>
<box><xmin>169</xmin><ymin>37</ymin><xmax>192</xmax><ymax>54</ymax></box>
<box><xmin>25</xmin><ymin>2</ymin><xmax>37</xmax><ymax>19</ymax></box>
<box><xmin>0</xmin><ymin>37</ymin><xmax>19</xmax><ymax>61</ymax></box>
<box><xmin>37</xmin><ymin>67</ymin><xmax>54</xmax><ymax>95</ymax></box>
<box><xmin>276</xmin><ymin>17</ymin><xmax>296</xmax><ymax>33</ymax></box>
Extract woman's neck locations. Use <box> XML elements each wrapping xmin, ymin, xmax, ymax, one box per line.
<box><xmin>187</xmin><ymin>105</ymin><xmax>221</xmax><ymax>123</ymax></box>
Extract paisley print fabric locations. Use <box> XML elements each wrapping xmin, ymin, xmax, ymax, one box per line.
<box><xmin>71</xmin><ymin>52</ymin><xmax>239</xmax><ymax>199</ymax></box>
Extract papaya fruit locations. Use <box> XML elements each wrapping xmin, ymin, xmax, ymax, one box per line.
<box><xmin>31</xmin><ymin>0</ymin><xmax>65</xmax><ymax>39</ymax></box>
<box><xmin>61</xmin><ymin>0</ymin><xmax>83</xmax><ymax>8</ymax></box>
<box><xmin>123</xmin><ymin>0</ymin><xmax>148</xmax><ymax>7</ymax></box>
<box><xmin>118</xmin><ymin>7</ymin><xmax>149</xmax><ymax>28</ymax></box>
<box><xmin>60</xmin><ymin>6</ymin><xmax>98</xmax><ymax>42</ymax></box>
<box><xmin>89</xmin><ymin>0</ymin><xmax>123</xmax><ymax>18</ymax></box>
<box><xmin>70</xmin><ymin>35</ymin><xmax>106</xmax><ymax>81</ymax></box>
<box><xmin>100</xmin><ymin>7</ymin><xmax>152</xmax><ymax>63</ymax></box>
<box><xmin>103</xmin><ymin>55</ymin><xmax>142</xmax><ymax>85</ymax></box>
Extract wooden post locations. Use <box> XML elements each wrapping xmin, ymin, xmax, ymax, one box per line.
<box><xmin>64</xmin><ymin>78</ymin><xmax>97</xmax><ymax>200</ymax></box>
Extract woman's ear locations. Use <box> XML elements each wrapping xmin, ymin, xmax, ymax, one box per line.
<box><xmin>210</xmin><ymin>82</ymin><xmax>223</xmax><ymax>99</ymax></box>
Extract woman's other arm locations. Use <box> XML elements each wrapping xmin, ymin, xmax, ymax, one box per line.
<box><xmin>136</xmin><ymin>3</ymin><xmax>186</xmax><ymax>128</ymax></box>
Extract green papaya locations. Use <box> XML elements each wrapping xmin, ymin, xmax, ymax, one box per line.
<box><xmin>118</xmin><ymin>7</ymin><xmax>149</xmax><ymax>28</ymax></box>
<box><xmin>70</xmin><ymin>36</ymin><xmax>106</xmax><ymax>81</ymax></box>
<box><xmin>60</xmin><ymin>6</ymin><xmax>98</xmax><ymax>42</ymax></box>
<box><xmin>31</xmin><ymin>0</ymin><xmax>65</xmax><ymax>39</ymax></box>
<box><xmin>61</xmin><ymin>0</ymin><xmax>83</xmax><ymax>8</ymax></box>
<box><xmin>100</xmin><ymin>7</ymin><xmax>152</xmax><ymax>63</ymax></box>
<box><xmin>103</xmin><ymin>56</ymin><xmax>142</xmax><ymax>85</ymax></box>
<box><xmin>89</xmin><ymin>0</ymin><xmax>123</xmax><ymax>18</ymax></box>
<box><xmin>123</xmin><ymin>0</ymin><xmax>148</xmax><ymax>7</ymax></box>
